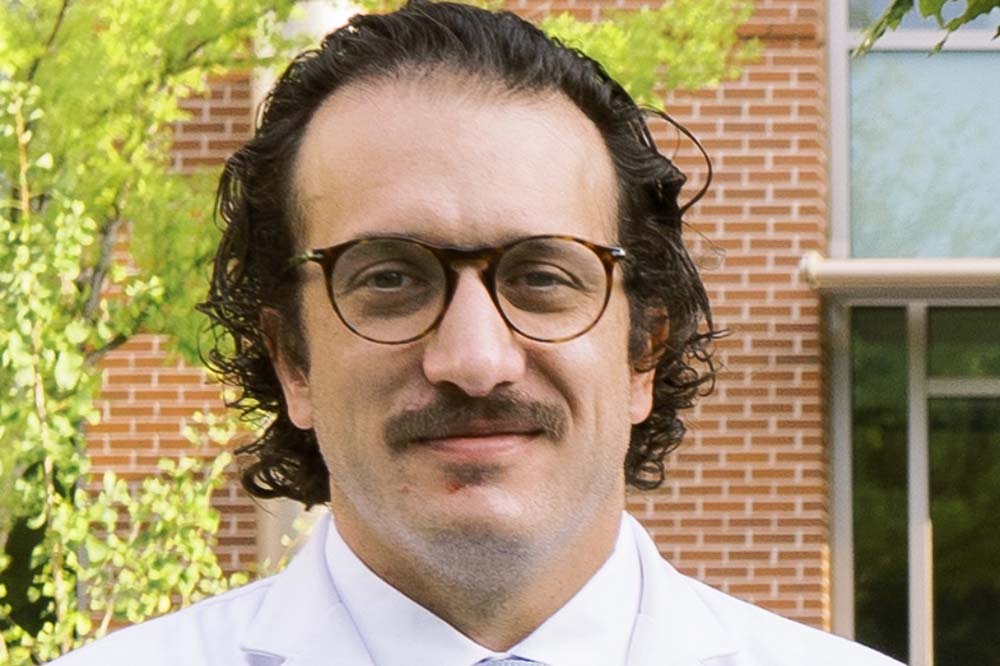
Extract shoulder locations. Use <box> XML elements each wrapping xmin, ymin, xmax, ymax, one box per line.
<box><xmin>47</xmin><ymin>577</ymin><xmax>274</xmax><ymax>666</ymax></box>
<box><xmin>680</xmin><ymin>573</ymin><xmax>904</xmax><ymax>666</ymax></box>
<box><xmin>625</xmin><ymin>514</ymin><xmax>902</xmax><ymax>666</ymax></box>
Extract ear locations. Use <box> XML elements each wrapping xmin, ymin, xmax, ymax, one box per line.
<box><xmin>629</xmin><ymin>367</ymin><xmax>655</xmax><ymax>424</ymax></box>
<box><xmin>261</xmin><ymin>307</ymin><xmax>314</xmax><ymax>430</ymax></box>
<box><xmin>629</xmin><ymin>314</ymin><xmax>669</xmax><ymax>424</ymax></box>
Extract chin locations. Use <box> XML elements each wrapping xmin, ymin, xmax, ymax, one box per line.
<box><xmin>418</xmin><ymin>491</ymin><xmax>570</xmax><ymax>561</ymax></box>
<box><xmin>429</xmin><ymin>477</ymin><xmax>543</xmax><ymax>530</ymax></box>
<box><xmin>415</xmin><ymin>515</ymin><xmax>540</xmax><ymax>584</ymax></box>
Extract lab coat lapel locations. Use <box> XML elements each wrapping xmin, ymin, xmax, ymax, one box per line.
<box><xmin>625</xmin><ymin>515</ymin><xmax>741</xmax><ymax>666</ymax></box>
<box><xmin>237</xmin><ymin>513</ymin><xmax>742</xmax><ymax>666</ymax></box>
<box><xmin>238</xmin><ymin>517</ymin><xmax>375</xmax><ymax>666</ymax></box>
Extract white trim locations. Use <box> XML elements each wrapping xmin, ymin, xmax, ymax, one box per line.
<box><xmin>828</xmin><ymin>296</ymin><xmax>1000</xmax><ymax>307</ymax></box>
<box><xmin>829</xmin><ymin>303</ymin><xmax>855</xmax><ymax>638</ymax></box>
<box><xmin>906</xmin><ymin>304</ymin><xmax>934</xmax><ymax>666</ymax></box>
<box><xmin>252</xmin><ymin>1</ymin><xmax>359</xmax><ymax>119</ymax></box>
<box><xmin>927</xmin><ymin>377</ymin><xmax>1000</xmax><ymax>398</ymax></box>
<box><xmin>799</xmin><ymin>253</ymin><xmax>1000</xmax><ymax>291</ymax></box>
<box><xmin>828</xmin><ymin>0</ymin><xmax>853</xmax><ymax>259</ymax></box>
<box><xmin>848</xmin><ymin>29</ymin><xmax>1000</xmax><ymax>51</ymax></box>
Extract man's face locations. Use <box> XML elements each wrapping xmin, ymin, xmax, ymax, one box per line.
<box><xmin>276</xmin><ymin>76</ymin><xmax>654</xmax><ymax>575</ymax></box>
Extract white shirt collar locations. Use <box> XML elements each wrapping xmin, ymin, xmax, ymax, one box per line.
<box><xmin>324</xmin><ymin>513</ymin><xmax>642</xmax><ymax>666</ymax></box>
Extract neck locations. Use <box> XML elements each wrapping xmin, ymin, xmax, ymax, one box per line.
<box><xmin>335</xmin><ymin>507</ymin><xmax>622</xmax><ymax>651</ymax></box>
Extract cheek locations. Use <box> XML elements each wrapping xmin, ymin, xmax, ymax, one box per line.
<box><xmin>303</xmin><ymin>312</ymin><xmax>425</xmax><ymax>432</ymax></box>
<box><xmin>591</xmin><ymin>300</ymin><xmax>640</xmax><ymax>440</ymax></box>
<box><xmin>542</xmin><ymin>303</ymin><xmax>635</xmax><ymax>434</ymax></box>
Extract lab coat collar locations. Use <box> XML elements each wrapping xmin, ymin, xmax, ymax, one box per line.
<box><xmin>624</xmin><ymin>514</ymin><xmax>740</xmax><ymax>666</ymax></box>
<box><xmin>238</xmin><ymin>516</ymin><xmax>375</xmax><ymax>666</ymax></box>
<box><xmin>238</xmin><ymin>513</ymin><xmax>740</xmax><ymax>666</ymax></box>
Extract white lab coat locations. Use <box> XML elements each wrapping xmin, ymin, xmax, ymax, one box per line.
<box><xmin>50</xmin><ymin>515</ymin><xmax>902</xmax><ymax>665</ymax></box>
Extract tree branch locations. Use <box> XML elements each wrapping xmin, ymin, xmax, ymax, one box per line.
<box><xmin>96</xmin><ymin>520</ymin><xmax>141</xmax><ymax>639</ymax></box>
<box><xmin>84</xmin><ymin>332</ymin><xmax>129</xmax><ymax>368</ymax></box>
<box><xmin>26</xmin><ymin>0</ymin><xmax>73</xmax><ymax>84</ymax></box>
<box><xmin>82</xmin><ymin>213</ymin><xmax>123</xmax><ymax>321</ymax></box>
<box><xmin>177</xmin><ymin>37</ymin><xmax>213</xmax><ymax>69</ymax></box>
<box><xmin>15</xmin><ymin>109</ymin><xmax>32</xmax><ymax>222</ymax></box>
<box><xmin>42</xmin><ymin>455</ymin><xmax>72</xmax><ymax>655</ymax></box>
<box><xmin>12</xmin><ymin>0</ymin><xmax>72</xmax><ymax>228</ymax></box>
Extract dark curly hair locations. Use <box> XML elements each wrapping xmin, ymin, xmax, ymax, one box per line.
<box><xmin>198</xmin><ymin>0</ymin><xmax>721</xmax><ymax>508</ymax></box>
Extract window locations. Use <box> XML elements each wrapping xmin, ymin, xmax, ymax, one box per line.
<box><xmin>826</xmin><ymin>0</ymin><xmax>1000</xmax><ymax>260</ymax></box>
<box><xmin>825</xmin><ymin>4</ymin><xmax>1000</xmax><ymax>666</ymax></box>
<box><xmin>849</xmin><ymin>52</ymin><xmax>1000</xmax><ymax>257</ymax></box>
<box><xmin>850</xmin><ymin>306</ymin><xmax>1000</xmax><ymax>664</ymax></box>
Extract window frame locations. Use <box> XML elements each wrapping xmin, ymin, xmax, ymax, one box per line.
<box><xmin>826</xmin><ymin>4</ymin><xmax>1000</xmax><ymax>661</ymax></box>
<box><xmin>826</xmin><ymin>1</ymin><xmax>1000</xmax><ymax>261</ymax></box>
<box><xmin>829</xmin><ymin>296</ymin><xmax>1000</xmax><ymax>665</ymax></box>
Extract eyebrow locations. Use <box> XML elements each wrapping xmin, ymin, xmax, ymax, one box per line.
<box><xmin>337</xmin><ymin>229</ymin><xmax>533</xmax><ymax>249</ymax></box>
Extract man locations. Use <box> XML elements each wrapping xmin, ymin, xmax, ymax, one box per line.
<box><xmin>54</xmin><ymin>1</ymin><xmax>901</xmax><ymax>664</ymax></box>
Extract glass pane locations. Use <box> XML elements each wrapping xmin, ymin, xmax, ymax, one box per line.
<box><xmin>849</xmin><ymin>0</ymin><xmax>1000</xmax><ymax>30</ymax></box>
<box><xmin>929</xmin><ymin>398</ymin><xmax>1000</xmax><ymax>666</ymax></box>
<box><xmin>850</xmin><ymin>52</ymin><xmax>1000</xmax><ymax>258</ymax></box>
<box><xmin>852</xmin><ymin>308</ymin><xmax>909</xmax><ymax>663</ymax></box>
<box><xmin>928</xmin><ymin>308</ymin><xmax>1000</xmax><ymax>377</ymax></box>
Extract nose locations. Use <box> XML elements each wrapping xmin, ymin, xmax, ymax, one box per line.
<box><xmin>422</xmin><ymin>267</ymin><xmax>527</xmax><ymax>396</ymax></box>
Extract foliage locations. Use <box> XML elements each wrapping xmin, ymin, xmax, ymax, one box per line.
<box><xmin>357</xmin><ymin>0</ymin><xmax>759</xmax><ymax>105</ymax></box>
<box><xmin>855</xmin><ymin>0</ymin><xmax>1000</xmax><ymax>54</ymax></box>
<box><xmin>541</xmin><ymin>0</ymin><xmax>758</xmax><ymax>107</ymax></box>
<box><xmin>0</xmin><ymin>425</ymin><xmax>244</xmax><ymax>664</ymax></box>
<box><xmin>0</xmin><ymin>0</ymin><xmax>295</xmax><ymax>660</ymax></box>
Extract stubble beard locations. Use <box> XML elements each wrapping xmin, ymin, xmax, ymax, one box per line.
<box><xmin>378</xmin><ymin>388</ymin><xmax>576</xmax><ymax>613</ymax></box>
<box><xmin>334</xmin><ymin>457</ymin><xmax>567</xmax><ymax>619</ymax></box>
<box><xmin>321</xmin><ymin>388</ymin><xmax>622</xmax><ymax>621</ymax></box>
<box><xmin>331</xmin><ymin>452</ymin><xmax>623</xmax><ymax>624</ymax></box>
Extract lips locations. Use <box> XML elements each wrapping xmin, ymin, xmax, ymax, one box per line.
<box><xmin>411</xmin><ymin>419</ymin><xmax>544</xmax><ymax>444</ymax></box>
<box><xmin>382</xmin><ymin>391</ymin><xmax>569</xmax><ymax>455</ymax></box>
<box><xmin>410</xmin><ymin>420</ymin><xmax>544</xmax><ymax>462</ymax></box>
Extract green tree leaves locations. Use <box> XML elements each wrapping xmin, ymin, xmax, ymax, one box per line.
<box><xmin>356</xmin><ymin>0</ymin><xmax>758</xmax><ymax>107</ymax></box>
<box><xmin>0</xmin><ymin>0</ymin><xmax>295</xmax><ymax>661</ymax></box>
<box><xmin>855</xmin><ymin>0</ymin><xmax>1000</xmax><ymax>54</ymax></box>
<box><xmin>542</xmin><ymin>0</ymin><xmax>758</xmax><ymax>107</ymax></box>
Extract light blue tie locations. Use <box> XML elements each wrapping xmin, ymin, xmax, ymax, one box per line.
<box><xmin>475</xmin><ymin>658</ymin><xmax>549</xmax><ymax>666</ymax></box>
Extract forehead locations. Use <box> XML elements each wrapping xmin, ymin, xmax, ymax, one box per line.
<box><xmin>291</xmin><ymin>76</ymin><xmax>619</xmax><ymax>249</ymax></box>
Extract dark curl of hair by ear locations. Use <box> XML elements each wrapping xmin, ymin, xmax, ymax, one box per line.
<box><xmin>197</xmin><ymin>0</ymin><xmax>724</xmax><ymax>508</ymax></box>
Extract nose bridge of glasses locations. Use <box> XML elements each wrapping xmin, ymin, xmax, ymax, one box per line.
<box><xmin>434</xmin><ymin>245</ymin><xmax>503</xmax><ymax>302</ymax></box>
<box><xmin>426</xmin><ymin>262</ymin><xmax>516</xmax><ymax>357</ymax></box>
<box><xmin>435</xmin><ymin>244</ymin><xmax>502</xmax><ymax>275</ymax></box>
<box><xmin>443</xmin><ymin>260</ymin><xmax>502</xmax><ymax>315</ymax></box>
<box><xmin>446</xmin><ymin>257</ymin><xmax>491</xmax><ymax>275</ymax></box>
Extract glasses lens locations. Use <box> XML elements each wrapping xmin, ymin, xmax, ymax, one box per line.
<box><xmin>496</xmin><ymin>238</ymin><xmax>609</xmax><ymax>341</ymax></box>
<box><xmin>331</xmin><ymin>239</ymin><xmax>446</xmax><ymax>342</ymax></box>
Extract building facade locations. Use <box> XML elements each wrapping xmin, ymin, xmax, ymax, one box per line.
<box><xmin>86</xmin><ymin>2</ymin><xmax>999</xmax><ymax>665</ymax></box>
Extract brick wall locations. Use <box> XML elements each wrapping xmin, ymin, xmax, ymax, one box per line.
<box><xmin>88</xmin><ymin>0</ymin><xmax>831</xmax><ymax>629</ymax></box>
<box><xmin>623</xmin><ymin>0</ymin><xmax>831</xmax><ymax>629</ymax></box>
<box><xmin>89</xmin><ymin>74</ymin><xmax>259</xmax><ymax>573</ymax></box>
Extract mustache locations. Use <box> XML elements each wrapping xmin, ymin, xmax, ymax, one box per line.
<box><xmin>383</xmin><ymin>389</ymin><xmax>568</xmax><ymax>453</ymax></box>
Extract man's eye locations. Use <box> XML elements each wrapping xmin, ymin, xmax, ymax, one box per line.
<box><xmin>362</xmin><ymin>270</ymin><xmax>416</xmax><ymax>291</ymax></box>
<box><xmin>515</xmin><ymin>272</ymin><xmax>565</xmax><ymax>288</ymax></box>
<box><xmin>506</xmin><ymin>269</ymin><xmax>577</xmax><ymax>290</ymax></box>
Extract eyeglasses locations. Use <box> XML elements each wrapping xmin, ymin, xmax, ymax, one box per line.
<box><xmin>287</xmin><ymin>235</ymin><xmax>626</xmax><ymax>344</ymax></box>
